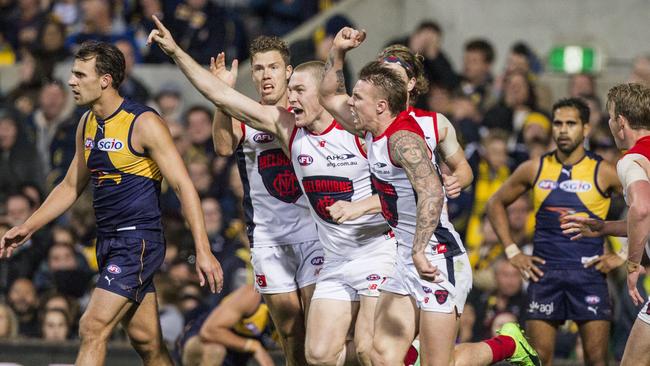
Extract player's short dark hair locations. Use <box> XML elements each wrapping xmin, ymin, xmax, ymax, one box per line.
<box><xmin>74</xmin><ymin>41</ymin><xmax>125</xmax><ymax>89</ymax></box>
<box><xmin>358</xmin><ymin>61</ymin><xmax>407</xmax><ymax>116</ymax></box>
<box><xmin>552</xmin><ymin>97</ymin><xmax>590</xmax><ymax>124</ymax></box>
<box><xmin>249</xmin><ymin>35</ymin><xmax>291</xmax><ymax>66</ymax></box>
<box><xmin>465</xmin><ymin>38</ymin><xmax>495</xmax><ymax>64</ymax></box>
<box><xmin>607</xmin><ymin>83</ymin><xmax>650</xmax><ymax>130</ymax></box>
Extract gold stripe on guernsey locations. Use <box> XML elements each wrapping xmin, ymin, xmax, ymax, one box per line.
<box><xmin>532</xmin><ymin>154</ymin><xmax>562</xmax><ymax>214</ymax></box>
<box><xmin>232</xmin><ymin>303</ymin><xmax>270</xmax><ymax>337</ymax></box>
<box><xmin>571</xmin><ymin>157</ymin><xmax>610</xmax><ymax>219</ymax></box>
<box><xmin>84</xmin><ymin>110</ymin><xmax>162</xmax><ymax>182</ymax></box>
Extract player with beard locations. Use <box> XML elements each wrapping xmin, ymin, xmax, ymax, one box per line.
<box><xmin>147</xmin><ymin>17</ymin><xmax>396</xmax><ymax>366</ymax></box>
<box><xmin>487</xmin><ymin>97</ymin><xmax>621</xmax><ymax>366</ymax></box>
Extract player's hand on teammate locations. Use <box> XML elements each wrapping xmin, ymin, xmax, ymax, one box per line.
<box><xmin>509</xmin><ymin>252</ymin><xmax>545</xmax><ymax>282</ymax></box>
<box><xmin>585</xmin><ymin>253</ymin><xmax>624</xmax><ymax>274</ymax></box>
<box><xmin>0</xmin><ymin>225</ymin><xmax>33</xmax><ymax>258</ymax></box>
<box><xmin>412</xmin><ymin>252</ymin><xmax>442</xmax><ymax>282</ymax></box>
<box><xmin>210</xmin><ymin>52</ymin><xmax>239</xmax><ymax>88</ymax></box>
<box><xmin>333</xmin><ymin>27</ymin><xmax>366</xmax><ymax>52</ymax></box>
<box><xmin>195</xmin><ymin>250</ymin><xmax>224</xmax><ymax>293</ymax></box>
<box><xmin>147</xmin><ymin>15</ymin><xmax>179</xmax><ymax>56</ymax></box>
<box><xmin>627</xmin><ymin>265</ymin><xmax>647</xmax><ymax>306</ymax></box>
<box><xmin>327</xmin><ymin>200</ymin><xmax>364</xmax><ymax>223</ymax></box>
<box><xmin>559</xmin><ymin>214</ymin><xmax>605</xmax><ymax>240</ymax></box>
<box><xmin>442</xmin><ymin>173</ymin><xmax>461</xmax><ymax>199</ymax></box>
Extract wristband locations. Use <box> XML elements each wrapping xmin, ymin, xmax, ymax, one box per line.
<box><xmin>505</xmin><ymin>244</ymin><xmax>521</xmax><ymax>259</ymax></box>
<box><xmin>627</xmin><ymin>260</ymin><xmax>641</xmax><ymax>274</ymax></box>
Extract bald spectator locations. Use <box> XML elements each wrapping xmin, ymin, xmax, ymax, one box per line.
<box><xmin>8</xmin><ymin>278</ymin><xmax>39</xmax><ymax>337</ymax></box>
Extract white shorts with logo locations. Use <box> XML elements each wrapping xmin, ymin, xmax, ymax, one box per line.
<box><xmin>380</xmin><ymin>244</ymin><xmax>472</xmax><ymax>313</ymax></box>
<box><xmin>251</xmin><ymin>240</ymin><xmax>324</xmax><ymax>294</ymax></box>
<box><xmin>312</xmin><ymin>238</ymin><xmax>397</xmax><ymax>302</ymax></box>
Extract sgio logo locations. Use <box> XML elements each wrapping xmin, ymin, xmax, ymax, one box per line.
<box><xmin>559</xmin><ymin>180</ymin><xmax>592</xmax><ymax>193</ymax></box>
<box><xmin>97</xmin><ymin>138</ymin><xmax>124</xmax><ymax>152</ymax></box>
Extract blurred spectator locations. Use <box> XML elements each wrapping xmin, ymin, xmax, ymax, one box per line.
<box><xmin>154</xmin><ymin>273</ymin><xmax>184</xmax><ymax>349</ymax></box>
<box><xmin>0</xmin><ymin>302</ymin><xmax>19</xmax><ymax>339</ymax></box>
<box><xmin>12</xmin><ymin>0</ymin><xmax>47</xmax><ymax>53</ymax></box>
<box><xmin>250</xmin><ymin>0</ymin><xmax>318</xmax><ymax>37</ymax></box>
<box><xmin>6</xmin><ymin>49</ymin><xmax>46</xmax><ymax>117</ymax></box>
<box><xmin>153</xmin><ymin>82</ymin><xmax>184</xmax><ymax>122</ymax></box>
<box><xmin>66</xmin><ymin>0</ymin><xmax>137</xmax><ymax>56</ymax></box>
<box><xmin>187</xmin><ymin>158</ymin><xmax>215</xmax><ymax>197</ymax></box>
<box><xmin>464</xmin><ymin>130</ymin><xmax>512</xmax><ymax>251</ymax></box>
<box><xmin>115</xmin><ymin>39</ymin><xmax>151</xmax><ymax>104</ymax></box>
<box><xmin>628</xmin><ymin>54</ymin><xmax>650</xmax><ymax>86</ymax></box>
<box><xmin>40</xmin><ymin>308</ymin><xmax>70</xmax><ymax>341</ymax></box>
<box><xmin>33</xmin><ymin>19</ymin><xmax>72</xmax><ymax>77</ymax></box>
<box><xmin>451</xmin><ymin>93</ymin><xmax>482</xmax><ymax>145</ymax></box>
<box><xmin>51</xmin><ymin>0</ymin><xmax>80</xmax><ymax>27</ymax></box>
<box><xmin>127</xmin><ymin>0</ymin><xmax>169</xmax><ymax>64</ymax></box>
<box><xmin>568</xmin><ymin>73</ymin><xmax>596</xmax><ymax>98</ymax></box>
<box><xmin>41</xmin><ymin>291</ymin><xmax>80</xmax><ymax>336</ymax></box>
<box><xmin>184</xmin><ymin>105</ymin><xmax>215</xmax><ymax>160</ymax></box>
<box><xmin>457</xmin><ymin>38</ymin><xmax>497</xmax><ymax>113</ymax></box>
<box><xmin>0</xmin><ymin>112</ymin><xmax>44</xmax><ymax>202</ymax></box>
<box><xmin>0</xmin><ymin>32</ymin><xmax>16</xmax><ymax>65</ymax></box>
<box><xmin>8</xmin><ymin>278</ymin><xmax>39</xmax><ymax>337</ymax></box>
<box><xmin>47</xmin><ymin>111</ymin><xmax>79</xmax><ymax>189</ymax></box>
<box><xmin>25</xmin><ymin>79</ymin><xmax>75</xmax><ymax>177</ymax></box>
<box><xmin>34</xmin><ymin>241</ymin><xmax>92</xmax><ymax>297</ymax></box>
<box><xmin>465</xmin><ymin>259</ymin><xmax>527</xmax><ymax>342</ymax></box>
<box><xmin>290</xmin><ymin>14</ymin><xmax>354</xmax><ymax>92</ymax></box>
<box><xmin>168</xmin><ymin>0</ymin><xmax>230</xmax><ymax>65</ymax></box>
<box><xmin>483</xmin><ymin>70</ymin><xmax>548</xmax><ymax>146</ymax></box>
<box><xmin>389</xmin><ymin>20</ymin><xmax>459</xmax><ymax>91</ymax></box>
<box><xmin>499</xmin><ymin>42</ymin><xmax>552</xmax><ymax>112</ymax></box>
<box><xmin>179</xmin><ymin>282</ymin><xmax>205</xmax><ymax>321</ymax></box>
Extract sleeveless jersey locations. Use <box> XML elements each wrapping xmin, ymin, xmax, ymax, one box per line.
<box><xmin>236</xmin><ymin>123</ymin><xmax>318</xmax><ymax>247</ymax></box>
<box><xmin>289</xmin><ymin>120</ymin><xmax>391</xmax><ymax>260</ymax></box>
<box><xmin>83</xmin><ymin>99</ymin><xmax>163</xmax><ymax>241</ymax></box>
<box><xmin>532</xmin><ymin>151</ymin><xmax>610</xmax><ymax>267</ymax></box>
<box><xmin>232</xmin><ymin>302</ymin><xmax>270</xmax><ymax>338</ymax></box>
<box><xmin>366</xmin><ymin>111</ymin><xmax>465</xmax><ymax>258</ymax></box>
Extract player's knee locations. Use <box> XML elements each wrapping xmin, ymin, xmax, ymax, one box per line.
<box><xmin>371</xmin><ymin>340</ymin><xmax>399</xmax><ymax>366</ymax></box>
<box><xmin>354</xmin><ymin>336</ymin><xmax>373</xmax><ymax>362</ymax></box>
<box><xmin>78</xmin><ymin>313</ymin><xmax>111</xmax><ymax>343</ymax></box>
<box><xmin>128</xmin><ymin>326</ymin><xmax>163</xmax><ymax>356</ymax></box>
<box><xmin>305</xmin><ymin>341</ymin><xmax>341</xmax><ymax>366</ymax></box>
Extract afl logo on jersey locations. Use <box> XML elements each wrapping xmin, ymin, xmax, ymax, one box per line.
<box><xmin>311</xmin><ymin>256</ymin><xmax>324</xmax><ymax>266</ymax></box>
<box><xmin>298</xmin><ymin>154</ymin><xmax>313</xmax><ymax>166</ymax></box>
<box><xmin>537</xmin><ymin>179</ymin><xmax>558</xmax><ymax>190</ymax></box>
<box><xmin>97</xmin><ymin>138</ymin><xmax>124</xmax><ymax>152</ymax></box>
<box><xmin>107</xmin><ymin>264</ymin><xmax>122</xmax><ymax>274</ymax></box>
<box><xmin>559</xmin><ymin>180</ymin><xmax>592</xmax><ymax>193</ymax></box>
<box><xmin>253</xmin><ymin>132</ymin><xmax>275</xmax><ymax>144</ymax></box>
<box><xmin>84</xmin><ymin>138</ymin><xmax>94</xmax><ymax>150</ymax></box>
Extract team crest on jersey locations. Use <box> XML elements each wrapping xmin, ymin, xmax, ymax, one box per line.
<box><xmin>370</xmin><ymin>174</ymin><xmax>398</xmax><ymax>227</ymax></box>
<box><xmin>257</xmin><ymin>149</ymin><xmax>303</xmax><ymax>203</ymax></box>
<box><xmin>537</xmin><ymin>179</ymin><xmax>557</xmax><ymax>190</ymax></box>
<box><xmin>302</xmin><ymin>176</ymin><xmax>354</xmax><ymax>223</ymax></box>
<box><xmin>559</xmin><ymin>180</ymin><xmax>592</xmax><ymax>193</ymax></box>
<box><xmin>84</xmin><ymin>138</ymin><xmax>94</xmax><ymax>150</ymax></box>
<box><xmin>253</xmin><ymin>132</ymin><xmax>275</xmax><ymax>144</ymax></box>
<box><xmin>434</xmin><ymin>289</ymin><xmax>449</xmax><ymax>304</ymax></box>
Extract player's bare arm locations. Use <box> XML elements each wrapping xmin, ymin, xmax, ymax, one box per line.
<box><xmin>390</xmin><ymin>130</ymin><xmax>444</xmax><ymax>282</ymax></box>
<box><xmin>436</xmin><ymin>114</ymin><xmax>473</xmax><ymax>197</ymax></box>
<box><xmin>209</xmin><ymin>52</ymin><xmax>242</xmax><ymax>156</ymax></box>
<box><xmin>625</xmin><ymin>179</ymin><xmax>650</xmax><ymax>305</ymax></box>
<box><xmin>134</xmin><ymin>111</ymin><xmax>223</xmax><ymax>293</ymax></box>
<box><xmin>199</xmin><ymin>286</ymin><xmax>271</xmax><ymax>364</ymax></box>
<box><xmin>320</xmin><ymin>27</ymin><xmax>366</xmax><ymax>136</ymax></box>
<box><xmin>1</xmin><ymin>114</ymin><xmax>91</xmax><ymax>258</ymax></box>
<box><xmin>486</xmin><ymin>159</ymin><xmax>546</xmax><ymax>281</ymax></box>
<box><xmin>147</xmin><ymin>16</ymin><xmax>295</xmax><ymax>150</ymax></box>
<box><xmin>326</xmin><ymin>195</ymin><xmax>381</xmax><ymax>223</ymax></box>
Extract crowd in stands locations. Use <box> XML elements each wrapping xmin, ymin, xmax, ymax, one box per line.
<box><xmin>1</xmin><ymin>1</ymin><xmax>650</xmax><ymax>363</ymax></box>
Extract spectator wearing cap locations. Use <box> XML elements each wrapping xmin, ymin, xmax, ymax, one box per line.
<box><xmin>290</xmin><ymin>14</ymin><xmax>354</xmax><ymax>92</ymax></box>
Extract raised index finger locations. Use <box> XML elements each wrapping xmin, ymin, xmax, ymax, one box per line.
<box><xmin>152</xmin><ymin>15</ymin><xmax>168</xmax><ymax>33</ymax></box>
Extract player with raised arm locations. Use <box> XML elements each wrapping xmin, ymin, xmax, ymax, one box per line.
<box><xmin>486</xmin><ymin>97</ymin><xmax>621</xmax><ymax>366</ymax></box>
<box><xmin>147</xmin><ymin>17</ymin><xmax>397</xmax><ymax>366</ymax></box>
<box><xmin>0</xmin><ymin>41</ymin><xmax>223</xmax><ymax>366</ymax></box>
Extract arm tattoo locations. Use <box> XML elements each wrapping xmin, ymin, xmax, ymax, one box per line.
<box><xmin>389</xmin><ymin>130</ymin><xmax>444</xmax><ymax>255</ymax></box>
<box><xmin>335</xmin><ymin>70</ymin><xmax>346</xmax><ymax>94</ymax></box>
<box><xmin>325</xmin><ymin>53</ymin><xmax>334</xmax><ymax>73</ymax></box>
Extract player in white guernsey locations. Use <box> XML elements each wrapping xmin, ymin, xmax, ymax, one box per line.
<box><xmin>320</xmin><ymin>28</ymin><xmax>540</xmax><ymax>366</ymax></box>
<box><xmin>150</xmin><ymin>26</ymin><xmax>320</xmax><ymax>365</ymax></box>
<box><xmin>560</xmin><ymin>84</ymin><xmax>650</xmax><ymax>366</ymax></box>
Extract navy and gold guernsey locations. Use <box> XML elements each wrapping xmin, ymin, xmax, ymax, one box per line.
<box><xmin>528</xmin><ymin>150</ymin><xmax>612</xmax><ymax>321</ymax></box>
<box><xmin>83</xmin><ymin>99</ymin><xmax>165</xmax><ymax>302</ymax></box>
<box><xmin>83</xmin><ymin>99</ymin><xmax>163</xmax><ymax>241</ymax></box>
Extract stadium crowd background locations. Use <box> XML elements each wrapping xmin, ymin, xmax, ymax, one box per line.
<box><xmin>1</xmin><ymin>0</ymin><xmax>650</xmax><ymax>363</ymax></box>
